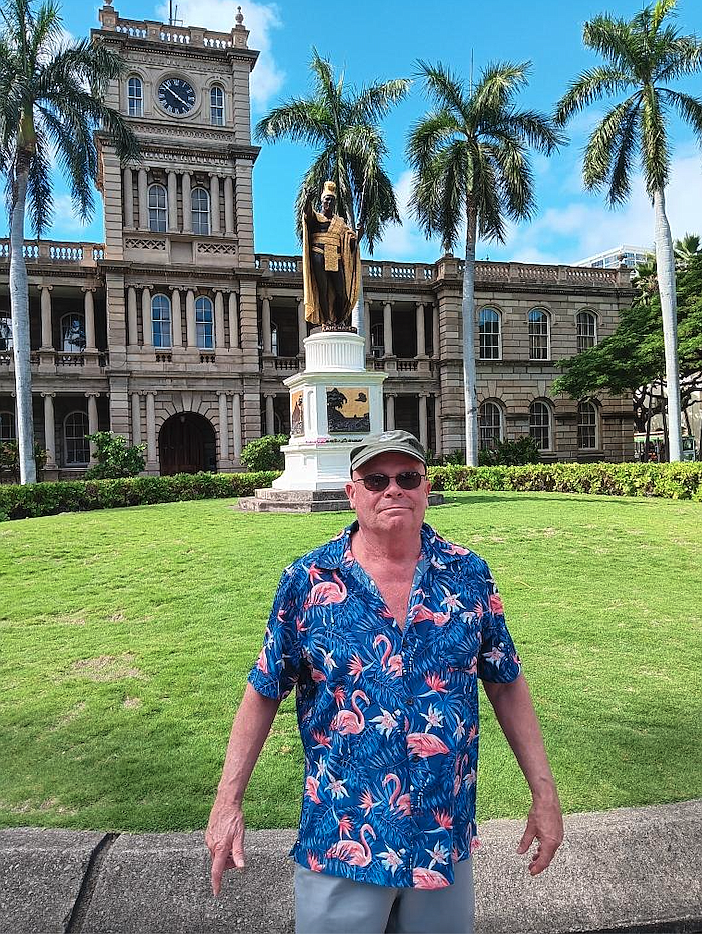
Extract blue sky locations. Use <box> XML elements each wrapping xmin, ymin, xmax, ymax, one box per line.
<box><xmin>6</xmin><ymin>0</ymin><xmax>702</xmax><ymax>265</ymax></box>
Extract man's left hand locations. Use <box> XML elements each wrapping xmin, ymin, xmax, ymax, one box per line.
<box><xmin>516</xmin><ymin>797</ymin><xmax>564</xmax><ymax>875</ymax></box>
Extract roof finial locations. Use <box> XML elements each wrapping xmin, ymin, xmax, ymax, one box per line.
<box><xmin>235</xmin><ymin>5</ymin><xmax>244</xmax><ymax>26</ymax></box>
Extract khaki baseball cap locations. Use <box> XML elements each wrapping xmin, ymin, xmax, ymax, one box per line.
<box><xmin>349</xmin><ymin>430</ymin><xmax>427</xmax><ymax>474</ymax></box>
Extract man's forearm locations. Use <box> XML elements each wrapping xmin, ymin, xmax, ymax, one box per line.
<box><xmin>482</xmin><ymin>674</ymin><xmax>558</xmax><ymax>802</ymax></box>
<box><xmin>216</xmin><ymin>682</ymin><xmax>281</xmax><ymax>805</ymax></box>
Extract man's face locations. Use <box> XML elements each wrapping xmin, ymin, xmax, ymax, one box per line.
<box><xmin>321</xmin><ymin>193</ymin><xmax>335</xmax><ymax>217</ymax></box>
<box><xmin>345</xmin><ymin>452</ymin><xmax>431</xmax><ymax>540</ymax></box>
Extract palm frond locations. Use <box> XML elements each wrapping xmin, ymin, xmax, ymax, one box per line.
<box><xmin>349</xmin><ymin>78</ymin><xmax>410</xmax><ymax>126</ymax></box>
<box><xmin>415</xmin><ymin>60</ymin><xmax>470</xmax><ymax>123</ymax></box>
<box><xmin>655</xmin><ymin>36</ymin><xmax>702</xmax><ymax>81</ymax></box>
<box><xmin>471</xmin><ymin>60</ymin><xmax>529</xmax><ymax>119</ymax></box>
<box><xmin>406</xmin><ymin>109</ymin><xmax>461</xmax><ymax>174</ymax></box>
<box><xmin>498</xmin><ymin>110</ymin><xmax>564</xmax><ymax>155</ymax></box>
<box><xmin>659</xmin><ymin>89</ymin><xmax>702</xmax><ymax>143</ymax></box>
<box><xmin>604</xmin><ymin>105</ymin><xmax>639</xmax><ymax>206</ymax></box>
<box><xmin>554</xmin><ymin>66</ymin><xmax>632</xmax><ymax>125</ymax></box>
<box><xmin>640</xmin><ymin>84</ymin><xmax>670</xmax><ymax>195</ymax></box>
<box><xmin>254</xmin><ymin>99</ymin><xmax>330</xmax><ymax>146</ymax></box>
<box><xmin>583</xmin><ymin>13</ymin><xmax>637</xmax><ymax>72</ymax></box>
<box><xmin>582</xmin><ymin>96</ymin><xmax>641</xmax><ymax>193</ymax></box>
<box><xmin>25</xmin><ymin>123</ymin><xmax>52</xmax><ymax>234</ymax></box>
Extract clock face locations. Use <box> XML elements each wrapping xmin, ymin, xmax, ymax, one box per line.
<box><xmin>158</xmin><ymin>78</ymin><xmax>196</xmax><ymax>116</ymax></box>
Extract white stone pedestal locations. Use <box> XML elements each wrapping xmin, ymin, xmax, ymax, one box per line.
<box><xmin>272</xmin><ymin>331</ymin><xmax>386</xmax><ymax>491</ymax></box>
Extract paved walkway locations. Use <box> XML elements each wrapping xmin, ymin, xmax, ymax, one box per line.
<box><xmin>1</xmin><ymin>800</ymin><xmax>700</xmax><ymax>934</ymax></box>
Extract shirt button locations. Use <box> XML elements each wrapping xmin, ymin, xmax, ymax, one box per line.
<box><xmin>411</xmin><ymin>754</ymin><xmax>420</xmax><ymax>763</ymax></box>
<box><xmin>406</xmin><ymin>697</ymin><xmax>415</xmax><ymax>706</ymax></box>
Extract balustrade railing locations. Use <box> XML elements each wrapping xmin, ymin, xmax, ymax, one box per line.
<box><xmin>0</xmin><ymin>239</ymin><xmax>105</xmax><ymax>267</ymax></box>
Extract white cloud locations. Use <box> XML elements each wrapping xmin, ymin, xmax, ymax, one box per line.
<box><xmin>155</xmin><ymin>0</ymin><xmax>284</xmax><ymax>110</ymax></box>
<box><xmin>50</xmin><ymin>195</ymin><xmax>93</xmax><ymax>233</ymax></box>
<box><xmin>373</xmin><ymin>169</ymin><xmax>443</xmax><ymax>262</ymax></box>
<box><xmin>503</xmin><ymin>151</ymin><xmax>702</xmax><ymax>265</ymax></box>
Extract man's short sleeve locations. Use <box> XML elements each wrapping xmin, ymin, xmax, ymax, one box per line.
<box><xmin>248</xmin><ymin>566</ymin><xmax>304</xmax><ymax>700</ymax></box>
<box><xmin>475</xmin><ymin>559</ymin><xmax>521</xmax><ymax>684</ymax></box>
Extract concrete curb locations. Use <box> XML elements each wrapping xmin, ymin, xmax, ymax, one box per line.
<box><xmin>0</xmin><ymin>800</ymin><xmax>700</xmax><ymax>934</ymax></box>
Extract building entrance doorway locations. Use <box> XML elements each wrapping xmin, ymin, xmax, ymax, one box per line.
<box><xmin>159</xmin><ymin>412</ymin><xmax>217</xmax><ymax>475</ymax></box>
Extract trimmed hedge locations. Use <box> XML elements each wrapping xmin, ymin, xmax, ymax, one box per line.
<box><xmin>428</xmin><ymin>461</ymin><xmax>702</xmax><ymax>500</ymax></box>
<box><xmin>0</xmin><ymin>471</ymin><xmax>280</xmax><ymax>521</ymax></box>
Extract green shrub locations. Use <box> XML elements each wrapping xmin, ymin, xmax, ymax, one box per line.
<box><xmin>427</xmin><ymin>461</ymin><xmax>702</xmax><ymax>499</ymax></box>
<box><xmin>0</xmin><ymin>441</ymin><xmax>47</xmax><ymax>482</ymax></box>
<box><xmin>84</xmin><ymin>431</ymin><xmax>146</xmax><ymax>479</ymax></box>
<box><xmin>0</xmin><ymin>470</ymin><xmax>280</xmax><ymax>521</ymax></box>
<box><xmin>240</xmin><ymin>434</ymin><xmax>288</xmax><ymax>471</ymax></box>
<box><xmin>478</xmin><ymin>435</ymin><xmax>540</xmax><ymax>467</ymax></box>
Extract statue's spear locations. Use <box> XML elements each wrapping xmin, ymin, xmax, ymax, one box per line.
<box><xmin>348</xmin><ymin>175</ymin><xmax>367</xmax><ymax>317</ymax></box>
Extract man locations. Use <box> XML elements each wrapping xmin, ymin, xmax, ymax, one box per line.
<box><xmin>207</xmin><ymin>430</ymin><xmax>563</xmax><ymax>934</ymax></box>
<box><xmin>302</xmin><ymin>180</ymin><xmax>362</xmax><ymax>329</ymax></box>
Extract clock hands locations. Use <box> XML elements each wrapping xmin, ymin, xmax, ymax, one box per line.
<box><xmin>164</xmin><ymin>86</ymin><xmax>192</xmax><ymax>110</ymax></box>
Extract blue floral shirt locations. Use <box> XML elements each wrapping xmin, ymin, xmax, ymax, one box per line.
<box><xmin>248</xmin><ymin>522</ymin><xmax>521</xmax><ymax>889</ymax></box>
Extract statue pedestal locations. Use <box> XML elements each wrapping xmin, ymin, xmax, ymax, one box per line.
<box><xmin>272</xmin><ymin>331</ymin><xmax>386</xmax><ymax>491</ymax></box>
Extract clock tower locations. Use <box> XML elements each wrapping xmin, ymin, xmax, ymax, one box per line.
<box><xmin>91</xmin><ymin>1</ymin><xmax>263</xmax><ymax>473</ymax></box>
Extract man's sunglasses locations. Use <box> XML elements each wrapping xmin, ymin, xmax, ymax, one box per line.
<box><xmin>352</xmin><ymin>470</ymin><xmax>426</xmax><ymax>492</ymax></box>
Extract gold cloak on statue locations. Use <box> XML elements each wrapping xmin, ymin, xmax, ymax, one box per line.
<box><xmin>302</xmin><ymin>209</ymin><xmax>362</xmax><ymax>326</ymax></box>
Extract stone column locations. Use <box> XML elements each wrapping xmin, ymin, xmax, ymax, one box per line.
<box><xmin>364</xmin><ymin>301</ymin><xmax>371</xmax><ymax>355</ymax></box>
<box><xmin>224</xmin><ymin>176</ymin><xmax>235</xmax><ymax>235</ymax></box>
<box><xmin>83</xmin><ymin>288</ymin><xmax>96</xmax><ymax>352</ymax></box>
<box><xmin>171</xmin><ymin>289</ymin><xmax>183</xmax><ymax>347</ymax></box>
<box><xmin>214</xmin><ymin>291</ymin><xmax>225</xmax><ymax>350</ymax></box>
<box><xmin>419</xmin><ymin>393</ymin><xmax>429</xmax><ymax>450</ymax></box>
<box><xmin>145</xmin><ymin>391</ymin><xmax>157</xmax><ymax>466</ymax></box>
<box><xmin>137</xmin><ymin>168</ymin><xmax>148</xmax><ymax>230</ymax></box>
<box><xmin>42</xmin><ymin>392</ymin><xmax>56</xmax><ymax>466</ymax></box>
<box><xmin>385</xmin><ymin>393</ymin><xmax>396</xmax><ymax>430</ymax></box>
<box><xmin>261</xmin><ymin>297</ymin><xmax>271</xmax><ymax>353</ymax></box>
<box><xmin>131</xmin><ymin>392</ymin><xmax>142</xmax><ymax>446</ymax></box>
<box><xmin>167</xmin><ymin>172</ymin><xmax>178</xmax><ymax>233</ymax></box>
<box><xmin>182</xmin><ymin>172</ymin><xmax>192</xmax><ymax>233</ymax></box>
<box><xmin>40</xmin><ymin>285</ymin><xmax>53</xmax><ymax>349</ymax></box>
<box><xmin>265</xmin><ymin>393</ymin><xmax>274</xmax><ymax>435</ymax></box>
<box><xmin>127</xmin><ymin>287</ymin><xmax>138</xmax><ymax>346</ymax></box>
<box><xmin>209</xmin><ymin>175</ymin><xmax>220</xmax><ymax>234</ymax></box>
<box><xmin>228</xmin><ymin>292</ymin><xmax>239</xmax><ymax>348</ymax></box>
<box><xmin>186</xmin><ymin>290</ymin><xmax>196</xmax><ymax>348</ymax></box>
<box><xmin>383</xmin><ymin>301</ymin><xmax>394</xmax><ymax>356</ymax></box>
<box><xmin>416</xmin><ymin>302</ymin><xmax>426</xmax><ymax>356</ymax></box>
<box><xmin>433</xmin><ymin>394</ymin><xmax>442</xmax><ymax>454</ymax></box>
<box><xmin>123</xmin><ymin>167</ymin><xmax>134</xmax><ymax>228</ymax></box>
<box><xmin>218</xmin><ymin>391</ymin><xmax>229</xmax><ymax>462</ymax></box>
<box><xmin>433</xmin><ymin>305</ymin><xmax>439</xmax><ymax>359</ymax></box>
<box><xmin>141</xmin><ymin>287</ymin><xmax>152</xmax><ymax>348</ymax></box>
<box><xmin>232</xmin><ymin>392</ymin><xmax>242</xmax><ymax>460</ymax></box>
<box><xmin>297</xmin><ymin>297</ymin><xmax>306</xmax><ymax>355</ymax></box>
<box><xmin>86</xmin><ymin>392</ymin><xmax>99</xmax><ymax>464</ymax></box>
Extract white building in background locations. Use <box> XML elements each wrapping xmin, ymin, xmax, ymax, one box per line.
<box><xmin>575</xmin><ymin>245</ymin><xmax>651</xmax><ymax>270</ymax></box>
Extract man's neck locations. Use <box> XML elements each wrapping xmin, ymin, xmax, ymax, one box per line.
<box><xmin>351</xmin><ymin>525</ymin><xmax>423</xmax><ymax>567</ymax></box>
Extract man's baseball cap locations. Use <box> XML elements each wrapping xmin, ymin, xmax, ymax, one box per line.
<box><xmin>349</xmin><ymin>430</ymin><xmax>427</xmax><ymax>474</ymax></box>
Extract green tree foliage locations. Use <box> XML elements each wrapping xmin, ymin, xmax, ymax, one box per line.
<box><xmin>84</xmin><ymin>431</ymin><xmax>146</xmax><ymax>480</ymax></box>
<box><xmin>478</xmin><ymin>435</ymin><xmax>541</xmax><ymax>467</ymax></box>
<box><xmin>408</xmin><ymin>60</ymin><xmax>561</xmax><ymax>466</ymax></box>
<box><xmin>0</xmin><ymin>0</ymin><xmax>140</xmax><ymax>484</ymax></box>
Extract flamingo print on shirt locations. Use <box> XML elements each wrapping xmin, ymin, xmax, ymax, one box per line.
<box><xmin>249</xmin><ymin>522</ymin><xmax>521</xmax><ymax>889</ymax></box>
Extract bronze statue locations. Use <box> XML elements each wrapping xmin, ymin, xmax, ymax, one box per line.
<box><xmin>302</xmin><ymin>181</ymin><xmax>362</xmax><ymax>330</ymax></box>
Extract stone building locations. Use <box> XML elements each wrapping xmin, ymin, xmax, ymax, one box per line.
<box><xmin>0</xmin><ymin>3</ymin><xmax>635</xmax><ymax>478</ymax></box>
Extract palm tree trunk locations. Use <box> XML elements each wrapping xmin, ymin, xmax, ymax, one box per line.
<box><xmin>653</xmin><ymin>186</ymin><xmax>683</xmax><ymax>462</ymax></box>
<box><xmin>9</xmin><ymin>160</ymin><xmax>37</xmax><ymax>485</ymax></box>
<box><xmin>462</xmin><ymin>204</ymin><xmax>479</xmax><ymax>467</ymax></box>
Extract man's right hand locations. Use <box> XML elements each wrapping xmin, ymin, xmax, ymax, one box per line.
<box><xmin>205</xmin><ymin>799</ymin><xmax>246</xmax><ymax>895</ymax></box>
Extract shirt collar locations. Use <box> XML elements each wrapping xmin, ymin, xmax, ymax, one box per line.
<box><xmin>312</xmin><ymin>522</ymin><xmax>467</xmax><ymax>571</ymax></box>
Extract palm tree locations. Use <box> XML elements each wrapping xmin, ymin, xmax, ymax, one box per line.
<box><xmin>554</xmin><ymin>0</ymin><xmax>702</xmax><ymax>462</ymax></box>
<box><xmin>674</xmin><ymin>232</ymin><xmax>701</xmax><ymax>270</ymax></box>
<box><xmin>0</xmin><ymin>0</ymin><xmax>139</xmax><ymax>483</ymax></box>
<box><xmin>255</xmin><ymin>49</ymin><xmax>409</xmax><ymax>334</ymax></box>
<box><xmin>408</xmin><ymin>61</ymin><xmax>561</xmax><ymax>466</ymax></box>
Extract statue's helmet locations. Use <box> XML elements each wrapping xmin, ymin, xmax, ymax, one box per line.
<box><xmin>322</xmin><ymin>180</ymin><xmax>337</xmax><ymax>199</ymax></box>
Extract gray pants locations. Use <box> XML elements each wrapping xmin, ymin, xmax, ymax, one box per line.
<box><xmin>294</xmin><ymin>859</ymin><xmax>475</xmax><ymax>934</ymax></box>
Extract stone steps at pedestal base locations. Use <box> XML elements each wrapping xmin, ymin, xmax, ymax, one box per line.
<box><xmin>236</xmin><ymin>489</ymin><xmax>445</xmax><ymax>514</ymax></box>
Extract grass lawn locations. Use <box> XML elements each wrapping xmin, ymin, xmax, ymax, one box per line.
<box><xmin>1</xmin><ymin>492</ymin><xmax>700</xmax><ymax>833</ymax></box>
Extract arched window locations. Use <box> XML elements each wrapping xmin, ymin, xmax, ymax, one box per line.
<box><xmin>195</xmin><ymin>296</ymin><xmax>214</xmax><ymax>349</ymax></box>
<box><xmin>151</xmin><ymin>294</ymin><xmax>172</xmax><ymax>348</ymax></box>
<box><xmin>577</xmin><ymin>400</ymin><xmax>598</xmax><ymax>450</ymax></box>
<box><xmin>128</xmin><ymin>76</ymin><xmax>143</xmax><ymax>117</ymax></box>
<box><xmin>576</xmin><ymin>311</ymin><xmax>597</xmax><ymax>353</ymax></box>
<box><xmin>529</xmin><ymin>400</ymin><xmax>551</xmax><ymax>450</ymax></box>
<box><xmin>148</xmin><ymin>183</ymin><xmax>167</xmax><ymax>232</ymax></box>
<box><xmin>479</xmin><ymin>401</ymin><xmax>503</xmax><ymax>449</ymax></box>
<box><xmin>479</xmin><ymin>308</ymin><xmax>501</xmax><ymax>360</ymax></box>
<box><xmin>210</xmin><ymin>85</ymin><xmax>225</xmax><ymax>125</ymax></box>
<box><xmin>60</xmin><ymin>313</ymin><xmax>86</xmax><ymax>352</ymax></box>
<box><xmin>528</xmin><ymin>309</ymin><xmax>549</xmax><ymax>360</ymax></box>
<box><xmin>64</xmin><ymin>411</ymin><xmax>89</xmax><ymax>465</ymax></box>
<box><xmin>0</xmin><ymin>315</ymin><xmax>12</xmax><ymax>351</ymax></box>
<box><xmin>0</xmin><ymin>410</ymin><xmax>15</xmax><ymax>441</ymax></box>
<box><xmin>191</xmin><ymin>187</ymin><xmax>210</xmax><ymax>235</ymax></box>
<box><xmin>370</xmin><ymin>322</ymin><xmax>384</xmax><ymax>357</ymax></box>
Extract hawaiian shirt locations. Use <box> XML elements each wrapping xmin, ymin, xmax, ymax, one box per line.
<box><xmin>248</xmin><ymin>522</ymin><xmax>521</xmax><ymax>889</ymax></box>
